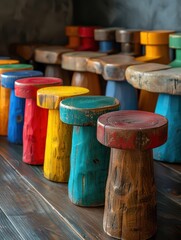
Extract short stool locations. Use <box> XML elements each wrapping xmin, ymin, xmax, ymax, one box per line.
<box><xmin>1</xmin><ymin>70</ymin><xmax>43</xmax><ymax>144</ymax></box>
<box><xmin>0</xmin><ymin>64</ymin><xmax>33</xmax><ymax>135</ymax></box>
<box><xmin>169</xmin><ymin>33</ymin><xmax>181</xmax><ymax>67</ymax></box>
<box><xmin>60</xmin><ymin>96</ymin><xmax>119</xmax><ymax>206</ymax></box>
<box><xmin>97</xmin><ymin>110</ymin><xmax>168</xmax><ymax>239</ymax></box>
<box><xmin>65</xmin><ymin>26</ymin><xmax>80</xmax><ymax>49</ymax></box>
<box><xmin>15</xmin><ymin>77</ymin><xmax>62</xmax><ymax>165</ymax></box>
<box><xmin>37</xmin><ymin>86</ymin><xmax>89</xmax><ymax>182</ymax></box>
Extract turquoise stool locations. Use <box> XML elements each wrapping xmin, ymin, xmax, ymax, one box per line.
<box><xmin>60</xmin><ymin>96</ymin><xmax>119</xmax><ymax>206</ymax></box>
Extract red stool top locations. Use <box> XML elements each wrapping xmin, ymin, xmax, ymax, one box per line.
<box><xmin>15</xmin><ymin>77</ymin><xmax>63</xmax><ymax>99</ymax></box>
<box><xmin>97</xmin><ymin>110</ymin><xmax>168</xmax><ymax>150</ymax></box>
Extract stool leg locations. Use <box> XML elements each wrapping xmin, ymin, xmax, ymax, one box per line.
<box><xmin>0</xmin><ymin>86</ymin><xmax>10</xmax><ymax>135</ymax></box>
<box><xmin>138</xmin><ymin>90</ymin><xmax>158</xmax><ymax>112</ymax></box>
<box><xmin>68</xmin><ymin>126</ymin><xmax>110</xmax><ymax>206</ymax></box>
<box><xmin>104</xmin><ymin>148</ymin><xmax>157</xmax><ymax>239</ymax></box>
<box><xmin>43</xmin><ymin>110</ymin><xmax>72</xmax><ymax>182</ymax></box>
<box><xmin>8</xmin><ymin>90</ymin><xmax>25</xmax><ymax>144</ymax></box>
<box><xmin>23</xmin><ymin>99</ymin><xmax>48</xmax><ymax>165</ymax></box>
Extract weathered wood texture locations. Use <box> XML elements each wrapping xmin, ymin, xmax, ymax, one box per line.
<box><xmin>0</xmin><ymin>137</ymin><xmax>180</xmax><ymax>239</ymax></box>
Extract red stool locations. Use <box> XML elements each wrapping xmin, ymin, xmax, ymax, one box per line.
<box><xmin>15</xmin><ymin>77</ymin><xmax>62</xmax><ymax>165</ymax></box>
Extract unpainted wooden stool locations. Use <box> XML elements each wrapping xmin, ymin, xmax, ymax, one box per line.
<box><xmin>169</xmin><ymin>33</ymin><xmax>181</xmax><ymax>67</ymax></box>
<box><xmin>135</xmin><ymin>30</ymin><xmax>174</xmax><ymax>112</ymax></box>
<box><xmin>87</xmin><ymin>54</ymin><xmax>141</xmax><ymax>108</ymax></box>
<box><xmin>97</xmin><ymin>110</ymin><xmax>168</xmax><ymax>239</ymax></box>
<box><xmin>1</xmin><ymin>70</ymin><xmax>43</xmax><ymax>144</ymax></box>
<box><xmin>0</xmin><ymin>64</ymin><xmax>33</xmax><ymax>136</ymax></box>
<box><xmin>37</xmin><ymin>86</ymin><xmax>89</xmax><ymax>182</ymax></box>
<box><xmin>126</xmin><ymin>63</ymin><xmax>181</xmax><ymax>163</ymax></box>
<box><xmin>60</xmin><ymin>95</ymin><xmax>119</xmax><ymax>206</ymax></box>
<box><xmin>35</xmin><ymin>46</ymin><xmax>73</xmax><ymax>85</ymax></box>
<box><xmin>65</xmin><ymin>26</ymin><xmax>80</xmax><ymax>49</ymax></box>
<box><xmin>15</xmin><ymin>77</ymin><xmax>62</xmax><ymax>165</ymax></box>
<box><xmin>62</xmin><ymin>51</ymin><xmax>106</xmax><ymax>95</ymax></box>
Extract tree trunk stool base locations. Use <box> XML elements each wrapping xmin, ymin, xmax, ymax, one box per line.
<box><xmin>37</xmin><ymin>86</ymin><xmax>89</xmax><ymax>182</ymax></box>
<box><xmin>97</xmin><ymin>110</ymin><xmax>168</xmax><ymax>239</ymax></box>
<box><xmin>60</xmin><ymin>96</ymin><xmax>119</xmax><ymax>206</ymax></box>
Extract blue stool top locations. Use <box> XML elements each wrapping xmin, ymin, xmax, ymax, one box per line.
<box><xmin>1</xmin><ymin>70</ymin><xmax>43</xmax><ymax>89</ymax></box>
<box><xmin>60</xmin><ymin>96</ymin><xmax>120</xmax><ymax>126</ymax></box>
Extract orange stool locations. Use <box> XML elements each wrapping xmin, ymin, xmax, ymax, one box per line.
<box><xmin>65</xmin><ymin>26</ymin><xmax>80</xmax><ymax>49</ymax></box>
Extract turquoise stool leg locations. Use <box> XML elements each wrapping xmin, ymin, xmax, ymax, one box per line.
<box><xmin>106</xmin><ymin>81</ymin><xmax>138</xmax><ymax>110</ymax></box>
<box><xmin>154</xmin><ymin>93</ymin><xmax>181</xmax><ymax>163</ymax></box>
<box><xmin>68</xmin><ymin>126</ymin><xmax>110</xmax><ymax>206</ymax></box>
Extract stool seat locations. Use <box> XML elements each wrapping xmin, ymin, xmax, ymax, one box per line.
<box><xmin>169</xmin><ymin>33</ymin><xmax>181</xmax><ymax>67</ymax></box>
<box><xmin>0</xmin><ymin>63</ymin><xmax>33</xmax><ymax>73</ymax></box>
<box><xmin>0</xmin><ymin>59</ymin><xmax>19</xmax><ymax>65</ymax></box>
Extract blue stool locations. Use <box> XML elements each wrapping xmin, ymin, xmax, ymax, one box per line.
<box><xmin>1</xmin><ymin>70</ymin><xmax>43</xmax><ymax>144</ymax></box>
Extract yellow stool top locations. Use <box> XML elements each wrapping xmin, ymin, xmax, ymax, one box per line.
<box><xmin>0</xmin><ymin>59</ymin><xmax>19</xmax><ymax>65</ymax></box>
<box><xmin>141</xmin><ymin>30</ymin><xmax>175</xmax><ymax>45</ymax></box>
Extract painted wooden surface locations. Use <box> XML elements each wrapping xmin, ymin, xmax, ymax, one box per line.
<box><xmin>1</xmin><ymin>70</ymin><xmax>43</xmax><ymax>144</ymax></box>
<box><xmin>15</xmin><ymin>77</ymin><xmax>62</xmax><ymax>165</ymax></box>
<box><xmin>0</xmin><ymin>136</ymin><xmax>180</xmax><ymax>240</ymax></box>
<box><xmin>0</xmin><ymin>64</ymin><xmax>33</xmax><ymax>136</ymax></box>
<box><xmin>169</xmin><ymin>33</ymin><xmax>181</xmax><ymax>67</ymax></box>
<box><xmin>65</xmin><ymin>26</ymin><xmax>80</xmax><ymax>49</ymax></box>
<box><xmin>60</xmin><ymin>96</ymin><xmax>119</xmax><ymax>206</ymax></box>
<box><xmin>37</xmin><ymin>86</ymin><xmax>89</xmax><ymax>182</ymax></box>
<box><xmin>97</xmin><ymin>110</ymin><xmax>168</xmax><ymax>239</ymax></box>
<box><xmin>0</xmin><ymin>59</ymin><xmax>19</xmax><ymax>64</ymax></box>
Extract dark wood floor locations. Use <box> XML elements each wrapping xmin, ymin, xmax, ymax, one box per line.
<box><xmin>0</xmin><ymin>136</ymin><xmax>180</xmax><ymax>240</ymax></box>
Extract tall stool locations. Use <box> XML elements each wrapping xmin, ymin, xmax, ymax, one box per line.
<box><xmin>65</xmin><ymin>26</ymin><xmax>80</xmax><ymax>49</ymax></box>
<box><xmin>97</xmin><ymin>110</ymin><xmax>168</xmax><ymax>239</ymax></box>
<box><xmin>1</xmin><ymin>70</ymin><xmax>43</xmax><ymax>144</ymax></box>
<box><xmin>15</xmin><ymin>77</ymin><xmax>62</xmax><ymax>165</ymax></box>
<box><xmin>62</xmin><ymin>51</ymin><xmax>106</xmax><ymax>95</ymax></box>
<box><xmin>0</xmin><ymin>64</ymin><xmax>33</xmax><ymax>136</ymax></box>
<box><xmin>60</xmin><ymin>96</ymin><xmax>119</xmax><ymax>206</ymax></box>
<box><xmin>87</xmin><ymin>54</ymin><xmax>141</xmax><ymax>108</ymax></box>
<box><xmin>169</xmin><ymin>33</ymin><xmax>181</xmax><ymax>67</ymax></box>
<box><xmin>135</xmin><ymin>30</ymin><xmax>174</xmax><ymax>112</ymax></box>
<box><xmin>37</xmin><ymin>86</ymin><xmax>89</xmax><ymax>182</ymax></box>
<box><xmin>126</xmin><ymin>63</ymin><xmax>181</xmax><ymax>163</ymax></box>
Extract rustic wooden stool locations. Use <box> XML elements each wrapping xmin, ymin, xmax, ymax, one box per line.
<box><xmin>94</xmin><ymin>27</ymin><xmax>120</xmax><ymax>53</ymax></box>
<box><xmin>0</xmin><ymin>64</ymin><xmax>33</xmax><ymax>136</ymax></box>
<box><xmin>115</xmin><ymin>29</ymin><xmax>141</xmax><ymax>56</ymax></box>
<box><xmin>97</xmin><ymin>110</ymin><xmax>168</xmax><ymax>239</ymax></box>
<box><xmin>37</xmin><ymin>86</ymin><xmax>89</xmax><ymax>182</ymax></box>
<box><xmin>35</xmin><ymin>46</ymin><xmax>73</xmax><ymax>85</ymax></box>
<box><xmin>87</xmin><ymin>54</ymin><xmax>141</xmax><ymax>108</ymax></box>
<box><xmin>60</xmin><ymin>95</ymin><xmax>119</xmax><ymax>206</ymax></box>
<box><xmin>77</xmin><ymin>26</ymin><xmax>99</xmax><ymax>51</ymax></box>
<box><xmin>15</xmin><ymin>77</ymin><xmax>62</xmax><ymax>165</ymax></box>
<box><xmin>126</xmin><ymin>63</ymin><xmax>181</xmax><ymax>163</ymax></box>
<box><xmin>62</xmin><ymin>51</ymin><xmax>106</xmax><ymax>95</ymax></box>
<box><xmin>169</xmin><ymin>33</ymin><xmax>181</xmax><ymax>67</ymax></box>
<box><xmin>1</xmin><ymin>70</ymin><xmax>43</xmax><ymax>144</ymax></box>
<box><xmin>135</xmin><ymin>30</ymin><xmax>174</xmax><ymax>112</ymax></box>
<box><xmin>65</xmin><ymin>26</ymin><xmax>80</xmax><ymax>49</ymax></box>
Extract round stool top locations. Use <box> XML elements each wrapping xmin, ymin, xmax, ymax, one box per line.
<box><xmin>169</xmin><ymin>33</ymin><xmax>181</xmax><ymax>49</ymax></box>
<box><xmin>65</xmin><ymin>26</ymin><xmax>79</xmax><ymax>36</ymax></box>
<box><xmin>87</xmin><ymin>54</ymin><xmax>141</xmax><ymax>80</ymax></box>
<box><xmin>97</xmin><ymin>110</ymin><xmax>168</xmax><ymax>150</ymax></box>
<box><xmin>35</xmin><ymin>46</ymin><xmax>73</xmax><ymax>64</ymax></box>
<box><xmin>78</xmin><ymin>26</ymin><xmax>99</xmax><ymax>37</ymax></box>
<box><xmin>60</xmin><ymin>96</ymin><xmax>120</xmax><ymax>126</ymax></box>
<box><xmin>62</xmin><ymin>51</ymin><xmax>106</xmax><ymax>71</ymax></box>
<box><xmin>140</xmin><ymin>30</ymin><xmax>175</xmax><ymax>45</ymax></box>
<box><xmin>94</xmin><ymin>27</ymin><xmax>120</xmax><ymax>41</ymax></box>
<box><xmin>0</xmin><ymin>59</ymin><xmax>19</xmax><ymax>65</ymax></box>
<box><xmin>1</xmin><ymin>70</ymin><xmax>43</xmax><ymax>89</ymax></box>
<box><xmin>0</xmin><ymin>64</ymin><xmax>33</xmax><ymax>74</ymax></box>
<box><xmin>125</xmin><ymin>63</ymin><xmax>181</xmax><ymax>95</ymax></box>
<box><xmin>115</xmin><ymin>29</ymin><xmax>140</xmax><ymax>43</ymax></box>
<box><xmin>37</xmin><ymin>86</ymin><xmax>89</xmax><ymax>110</ymax></box>
<box><xmin>15</xmin><ymin>77</ymin><xmax>63</xmax><ymax>99</ymax></box>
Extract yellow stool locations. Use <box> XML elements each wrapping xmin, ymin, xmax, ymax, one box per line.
<box><xmin>37</xmin><ymin>86</ymin><xmax>89</xmax><ymax>182</ymax></box>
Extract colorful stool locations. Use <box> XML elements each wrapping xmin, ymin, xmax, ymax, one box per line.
<box><xmin>87</xmin><ymin>54</ymin><xmax>141</xmax><ymax>109</ymax></box>
<box><xmin>77</xmin><ymin>26</ymin><xmax>99</xmax><ymax>51</ymax></box>
<box><xmin>97</xmin><ymin>110</ymin><xmax>168</xmax><ymax>239</ymax></box>
<box><xmin>126</xmin><ymin>63</ymin><xmax>181</xmax><ymax>163</ymax></box>
<box><xmin>60</xmin><ymin>96</ymin><xmax>119</xmax><ymax>206</ymax></box>
<box><xmin>35</xmin><ymin>46</ymin><xmax>73</xmax><ymax>85</ymax></box>
<box><xmin>15</xmin><ymin>77</ymin><xmax>62</xmax><ymax>165</ymax></box>
<box><xmin>94</xmin><ymin>27</ymin><xmax>120</xmax><ymax>53</ymax></box>
<box><xmin>65</xmin><ymin>26</ymin><xmax>80</xmax><ymax>49</ymax></box>
<box><xmin>135</xmin><ymin>30</ymin><xmax>174</xmax><ymax>112</ymax></box>
<box><xmin>115</xmin><ymin>29</ymin><xmax>141</xmax><ymax>56</ymax></box>
<box><xmin>0</xmin><ymin>59</ymin><xmax>19</xmax><ymax>65</ymax></box>
<box><xmin>62</xmin><ymin>51</ymin><xmax>106</xmax><ymax>95</ymax></box>
<box><xmin>169</xmin><ymin>33</ymin><xmax>181</xmax><ymax>67</ymax></box>
<box><xmin>0</xmin><ymin>64</ymin><xmax>33</xmax><ymax>136</ymax></box>
<box><xmin>37</xmin><ymin>86</ymin><xmax>89</xmax><ymax>182</ymax></box>
<box><xmin>1</xmin><ymin>70</ymin><xmax>43</xmax><ymax>144</ymax></box>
